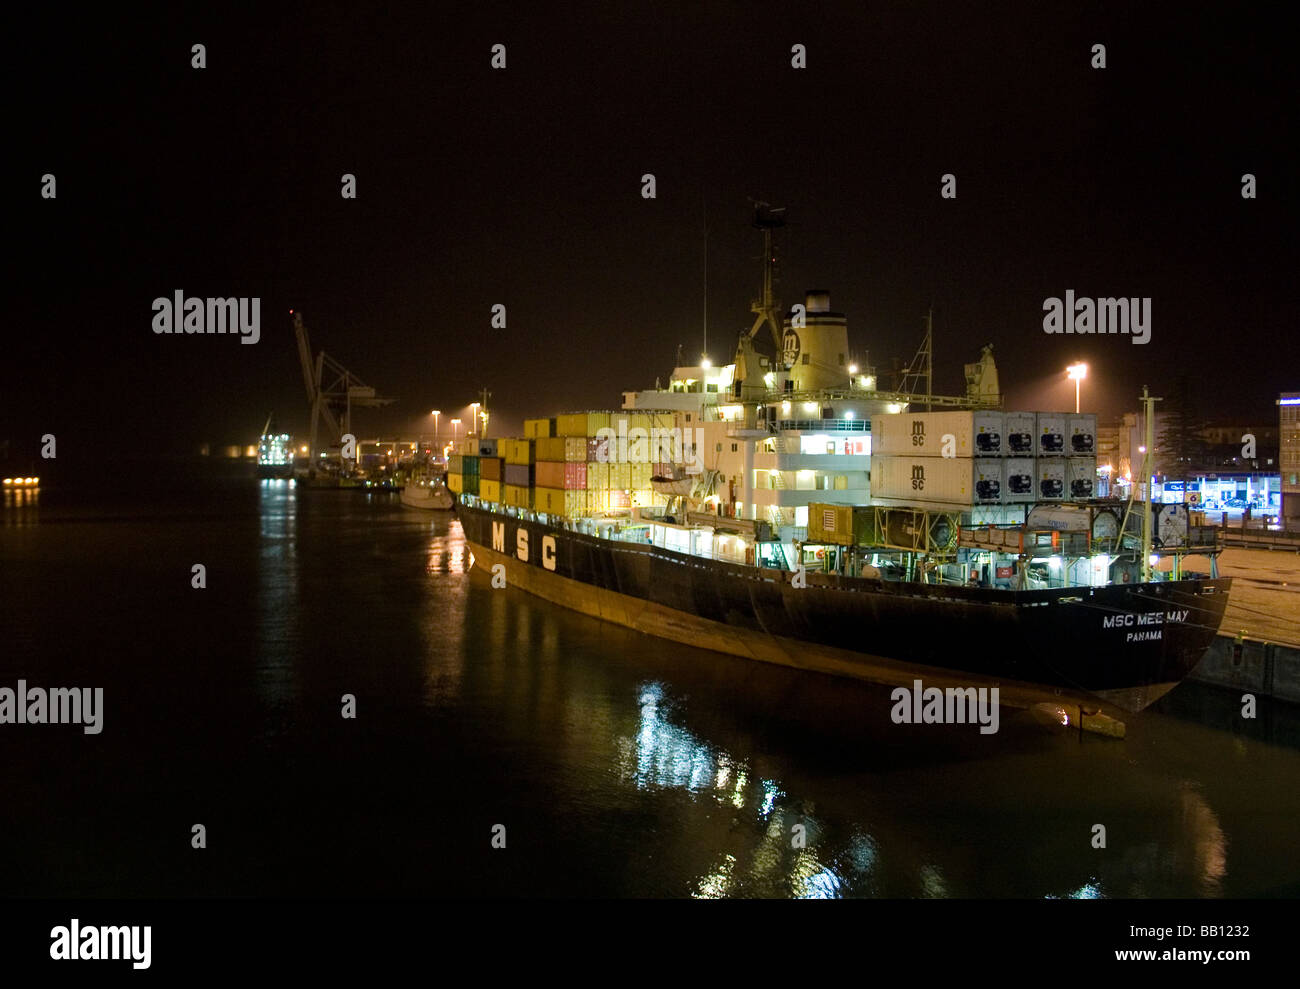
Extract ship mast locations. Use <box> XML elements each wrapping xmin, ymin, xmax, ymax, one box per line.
<box><xmin>899</xmin><ymin>309</ymin><xmax>934</xmax><ymax>411</ymax></box>
<box><xmin>747</xmin><ymin>201</ymin><xmax>786</xmax><ymax>351</ymax></box>
<box><xmin>1139</xmin><ymin>385</ymin><xmax>1162</xmax><ymax>582</ymax></box>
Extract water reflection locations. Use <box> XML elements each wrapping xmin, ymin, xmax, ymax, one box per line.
<box><xmin>1</xmin><ymin>485</ymin><xmax>40</xmax><ymax>523</ymax></box>
<box><xmin>255</xmin><ymin>481</ymin><xmax>301</xmax><ymax>711</ymax></box>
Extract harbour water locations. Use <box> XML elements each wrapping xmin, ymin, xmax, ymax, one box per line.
<box><xmin>3</xmin><ymin>472</ymin><xmax>1299</xmax><ymax>898</ymax></box>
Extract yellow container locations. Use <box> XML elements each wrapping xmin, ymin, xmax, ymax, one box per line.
<box><xmin>524</xmin><ymin>418</ymin><xmax>554</xmax><ymax>439</ymax></box>
<box><xmin>557</xmin><ymin>412</ymin><xmax>611</xmax><ymax>437</ymax></box>
<box><xmin>502</xmin><ymin>438</ymin><xmax>535</xmax><ymax>466</ymax></box>
<box><xmin>535</xmin><ymin>486</ymin><xmax>588</xmax><ymax>517</ymax></box>
<box><xmin>535</xmin><ymin>436</ymin><xmax>567</xmax><ymax>462</ymax></box>
<box><xmin>565</xmin><ymin>437</ymin><xmax>588</xmax><ymax>462</ymax></box>
<box><xmin>586</xmin><ymin>461</ymin><xmax>610</xmax><ymax>490</ymax></box>
<box><xmin>458</xmin><ymin>438</ymin><xmax>478</xmax><ymax>456</ymax></box>
<box><xmin>504</xmin><ymin>483</ymin><xmax>533</xmax><ymax>509</ymax></box>
<box><xmin>479</xmin><ymin>479</ymin><xmax>501</xmax><ymax>503</ymax></box>
<box><xmin>609</xmin><ymin>462</ymin><xmax>631</xmax><ymax>489</ymax></box>
<box><xmin>447</xmin><ymin>472</ymin><xmax>464</xmax><ymax>494</ymax></box>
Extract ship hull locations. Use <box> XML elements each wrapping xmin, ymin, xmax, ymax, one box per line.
<box><xmin>458</xmin><ymin>504</ymin><xmax>1231</xmax><ymax>713</ymax></box>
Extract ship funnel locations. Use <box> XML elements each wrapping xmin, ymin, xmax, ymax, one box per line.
<box><xmin>782</xmin><ymin>289</ymin><xmax>850</xmax><ymax>391</ymax></box>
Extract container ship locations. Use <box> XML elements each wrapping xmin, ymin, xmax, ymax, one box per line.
<box><xmin>448</xmin><ymin>217</ymin><xmax>1231</xmax><ymax>718</ymax></box>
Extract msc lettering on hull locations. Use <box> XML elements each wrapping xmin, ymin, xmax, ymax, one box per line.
<box><xmin>1102</xmin><ymin>609</ymin><xmax>1189</xmax><ymax>629</ymax></box>
<box><xmin>489</xmin><ymin>521</ymin><xmax>556</xmax><ymax>571</ymax></box>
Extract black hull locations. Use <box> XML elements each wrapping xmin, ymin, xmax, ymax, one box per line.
<box><xmin>458</xmin><ymin>504</ymin><xmax>1231</xmax><ymax>712</ymax></box>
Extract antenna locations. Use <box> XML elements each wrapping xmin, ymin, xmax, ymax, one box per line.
<box><xmin>702</xmin><ymin>195</ymin><xmax>708</xmax><ymax>361</ymax></box>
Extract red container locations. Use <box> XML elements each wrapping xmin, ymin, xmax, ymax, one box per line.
<box><xmin>587</xmin><ymin>437</ymin><xmax>610</xmax><ymax>462</ymax></box>
<box><xmin>564</xmin><ymin>461</ymin><xmax>587</xmax><ymax>490</ymax></box>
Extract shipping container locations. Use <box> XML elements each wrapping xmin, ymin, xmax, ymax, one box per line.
<box><xmin>535</xmin><ymin>486</ymin><xmax>588</xmax><ymax>517</ymax></box>
<box><xmin>587</xmin><ymin>436</ymin><xmax>610</xmax><ymax>463</ymax></box>
<box><xmin>503</xmin><ymin>463</ymin><xmax>533</xmax><ymax>488</ymax></box>
<box><xmin>479</xmin><ymin>479</ymin><xmax>502</xmax><ymax>503</ymax></box>
<box><xmin>564</xmin><ymin>461</ymin><xmax>587</xmax><ymax>490</ymax></box>
<box><xmin>502</xmin><ymin>438</ymin><xmax>535</xmax><ymax>466</ymax></box>
<box><xmin>503</xmin><ymin>483</ymin><xmax>533</xmax><ymax>510</ymax></box>
<box><xmin>972</xmin><ymin>411</ymin><xmax>1004</xmax><ymax>456</ymax></box>
<box><xmin>556</xmin><ymin>412</ymin><xmax>610</xmax><ymax>437</ymax></box>
<box><xmin>1004</xmin><ymin>457</ymin><xmax>1036</xmax><ymax>502</ymax></box>
<box><xmin>586</xmin><ymin>461</ymin><xmax>610</xmax><ymax>490</ymax></box>
<box><xmin>447</xmin><ymin>472</ymin><xmax>463</xmax><ymax>494</ymax></box>
<box><xmin>463</xmin><ymin>474</ymin><xmax>479</xmax><ymax>496</ymax></box>
<box><xmin>523</xmin><ymin>418</ymin><xmax>554</xmax><ymax>439</ymax></box>
<box><xmin>564</xmin><ymin>437</ymin><xmax>587</xmax><ymax>462</ymax></box>
<box><xmin>1036</xmin><ymin>413</ymin><xmax>1067</xmax><ymax>455</ymax></box>
<box><xmin>1005</xmin><ymin>412</ymin><xmax>1037</xmax><ymax>455</ymax></box>
<box><xmin>1037</xmin><ymin>457</ymin><xmax>1067</xmax><ymax>501</ymax></box>
<box><xmin>480</xmin><ymin>457</ymin><xmax>503</xmax><ymax>482</ymax></box>
<box><xmin>808</xmin><ymin>503</ymin><xmax>880</xmax><ymax>546</ymax></box>
<box><xmin>971</xmin><ymin>459</ymin><xmax>1004</xmax><ymax>505</ymax></box>
<box><xmin>535</xmin><ymin>460</ymin><xmax>566</xmax><ymax>490</ymax></box>
<box><xmin>1067</xmin><ymin>458</ymin><xmax>1097</xmax><ymax>500</ymax></box>
<box><xmin>609</xmin><ymin>462</ymin><xmax>631</xmax><ymax>489</ymax></box>
<box><xmin>1067</xmin><ymin>414</ymin><xmax>1097</xmax><ymax>456</ymax></box>
<box><xmin>534</xmin><ymin>436</ymin><xmax>567</xmax><ymax>462</ymax></box>
<box><xmin>477</xmin><ymin>438</ymin><xmax>498</xmax><ymax>458</ymax></box>
<box><xmin>868</xmin><ymin>411</ymin><xmax>1003</xmax><ymax>457</ymax></box>
<box><xmin>458</xmin><ymin>438</ymin><xmax>478</xmax><ymax>456</ymax></box>
<box><xmin>461</xmin><ymin>454</ymin><xmax>479</xmax><ymax>476</ymax></box>
<box><xmin>869</xmin><ymin>455</ymin><xmax>976</xmax><ymax>505</ymax></box>
<box><xmin>448</xmin><ymin>454</ymin><xmax>463</xmax><ymax>474</ymax></box>
<box><xmin>630</xmin><ymin>462</ymin><xmax>652</xmax><ymax>489</ymax></box>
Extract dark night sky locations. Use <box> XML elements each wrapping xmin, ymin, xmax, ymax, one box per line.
<box><xmin>8</xmin><ymin>1</ymin><xmax>1297</xmax><ymax>466</ymax></box>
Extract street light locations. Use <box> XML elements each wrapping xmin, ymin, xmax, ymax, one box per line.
<box><xmin>451</xmin><ymin>418</ymin><xmax>461</xmax><ymax>443</ymax></box>
<box><xmin>431</xmin><ymin>410</ymin><xmax>441</xmax><ymax>441</ymax></box>
<box><xmin>469</xmin><ymin>402</ymin><xmax>480</xmax><ymax>437</ymax></box>
<box><xmin>1066</xmin><ymin>363</ymin><xmax>1088</xmax><ymax>414</ymax></box>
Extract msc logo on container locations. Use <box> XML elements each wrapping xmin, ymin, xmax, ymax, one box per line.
<box><xmin>911</xmin><ymin>465</ymin><xmax>925</xmax><ymax>490</ymax></box>
<box><xmin>491</xmin><ymin>521</ymin><xmax>557</xmax><ymax>571</ymax></box>
<box><xmin>911</xmin><ymin>420</ymin><xmax>926</xmax><ymax>446</ymax></box>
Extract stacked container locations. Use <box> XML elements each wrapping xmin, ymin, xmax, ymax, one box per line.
<box><xmin>869</xmin><ymin>411</ymin><xmax>1006</xmax><ymax>506</ymax></box>
<box><xmin>447</xmin><ymin>453</ymin><xmax>480</xmax><ymax>496</ymax></box>
<box><xmin>869</xmin><ymin>410</ymin><xmax>1097</xmax><ymax>507</ymax></box>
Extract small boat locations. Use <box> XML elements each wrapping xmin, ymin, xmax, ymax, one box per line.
<box><xmin>400</xmin><ymin>476</ymin><xmax>454</xmax><ymax>510</ymax></box>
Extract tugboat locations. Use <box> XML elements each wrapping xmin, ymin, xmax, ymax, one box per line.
<box><xmin>400</xmin><ymin>472</ymin><xmax>454</xmax><ymax>511</ymax></box>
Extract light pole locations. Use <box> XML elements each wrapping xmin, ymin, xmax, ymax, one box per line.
<box><xmin>451</xmin><ymin>418</ymin><xmax>461</xmax><ymax>445</ymax></box>
<box><xmin>470</xmin><ymin>403</ymin><xmax>480</xmax><ymax>437</ymax></box>
<box><xmin>1066</xmin><ymin>363</ymin><xmax>1088</xmax><ymax>414</ymax></box>
<box><xmin>431</xmin><ymin>410</ymin><xmax>441</xmax><ymax>443</ymax></box>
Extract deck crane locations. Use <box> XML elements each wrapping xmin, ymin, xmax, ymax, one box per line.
<box><xmin>292</xmin><ymin>310</ymin><xmax>394</xmax><ymax>474</ymax></box>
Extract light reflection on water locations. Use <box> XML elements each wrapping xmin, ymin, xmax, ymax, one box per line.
<box><xmin>4</xmin><ymin>475</ymin><xmax>1296</xmax><ymax>898</ymax></box>
<box><xmin>620</xmin><ymin>679</ymin><xmax>862</xmax><ymax>898</ymax></box>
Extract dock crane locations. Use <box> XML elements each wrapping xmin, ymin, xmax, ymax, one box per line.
<box><xmin>292</xmin><ymin>310</ymin><xmax>394</xmax><ymax>474</ymax></box>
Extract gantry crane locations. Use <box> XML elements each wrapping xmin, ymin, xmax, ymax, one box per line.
<box><xmin>292</xmin><ymin>310</ymin><xmax>394</xmax><ymax>473</ymax></box>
